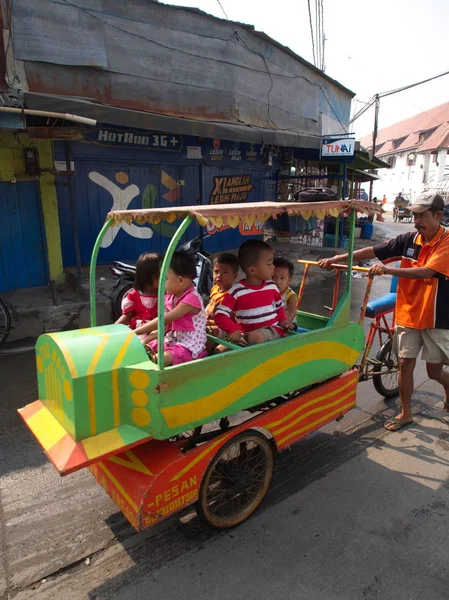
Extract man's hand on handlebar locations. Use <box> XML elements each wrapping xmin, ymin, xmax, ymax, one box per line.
<box><xmin>368</xmin><ymin>264</ymin><xmax>388</xmax><ymax>276</ymax></box>
<box><xmin>317</xmin><ymin>257</ymin><xmax>340</xmax><ymax>270</ymax></box>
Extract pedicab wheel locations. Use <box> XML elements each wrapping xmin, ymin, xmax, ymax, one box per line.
<box><xmin>197</xmin><ymin>431</ymin><xmax>275</xmax><ymax>529</ymax></box>
<box><xmin>372</xmin><ymin>338</ymin><xmax>399</xmax><ymax>398</ymax></box>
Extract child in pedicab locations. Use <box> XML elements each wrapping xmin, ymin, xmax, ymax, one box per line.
<box><xmin>215</xmin><ymin>240</ymin><xmax>294</xmax><ymax>349</ymax></box>
<box><xmin>273</xmin><ymin>257</ymin><xmax>298</xmax><ymax>323</ymax></box>
<box><xmin>134</xmin><ymin>252</ymin><xmax>207</xmax><ymax>366</ymax></box>
<box><xmin>206</xmin><ymin>253</ymin><xmax>239</xmax><ymax>331</ymax></box>
<box><xmin>115</xmin><ymin>252</ymin><xmax>162</xmax><ymax>341</ymax></box>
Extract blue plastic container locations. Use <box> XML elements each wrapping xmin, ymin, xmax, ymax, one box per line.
<box><xmin>361</xmin><ymin>222</ymin><xmax>374</xmax><ymax>240</ymax></box>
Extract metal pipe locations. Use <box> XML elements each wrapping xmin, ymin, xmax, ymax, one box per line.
<box><xmin>156</xmin><ymin>215</ymin><xmax>193</xmax><ymax>370</ymax></box>
<box><xmin>90</xmin><ymin>218</ymin><xmax>114</xmax><ymax>326</ymax></box>
<box><xmin>296</xmin><ymin>263</ymin><xmax>310</xmax><ymax>310</ymax></box>
<box><xmin>65</xmin><ymin>141</ymin><xmax>82</xmax><ymax>286</ymax></box>
<box><xmin>297</xmin><ymin>260</ymin><xmax>370</xmax><ymax>273</ymax></box>
<box><xmin>0</xmin><ymin>106</ymin><xmax>96</xmax><ymax>126</ymax></box>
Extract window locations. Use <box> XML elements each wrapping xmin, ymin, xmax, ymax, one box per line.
<box><xmin>386</xmin><ymin>155</ymin><xmax>397</xmax><ymax>168</ymax></box>
<box><xmin>406</xmin><ymin>153</ymin><xmax>416</xmax><ymax>167</ymax></box>
<box><xmin>418</xmin><ymin>128</ymin><xmax>437</xmax><ymax>143</ymax></box>
<box><xmin>432</xmin><ymin>153</ymin><xmax>438</xmax><ymax>163</ymax></box>
<box><xmin>393</xmin><ymin>137</ymin><xmax>407</xmax><ymax>150</ymax></box>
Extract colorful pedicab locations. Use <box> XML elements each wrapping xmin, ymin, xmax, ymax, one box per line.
<box><xmin>19</xmin><ymin>200</ymin><xmax>384</xmax><ymax>531</ymax></box>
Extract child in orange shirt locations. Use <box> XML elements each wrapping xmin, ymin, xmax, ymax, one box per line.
<box><xmin>206</xmin><ymin>253</ymin><xmax>239</xmax><ymax>336</ymax></box>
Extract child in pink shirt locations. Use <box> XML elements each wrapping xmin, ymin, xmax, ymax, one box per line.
<box><xmin>115</xmin><ymin>253</ymin><xmax>161</xmax><ymax>337</ymax></box>
<box><xmin>134</xmin><ymin>252</ymin><xmax>207</xmax><ymax>366</ymax></box>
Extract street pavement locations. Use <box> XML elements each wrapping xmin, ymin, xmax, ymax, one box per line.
<box><xmin>3</xmin><ymin>216</ymin><xmax>449</xmax><ymax>600</ymax></box>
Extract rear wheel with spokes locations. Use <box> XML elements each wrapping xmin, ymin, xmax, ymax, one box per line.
<box><xmin>0</xmin><ymin>299</ymin><xmax>11</xmax><ymax>347</ymax></box>
<box><xmin>197</xmin><ymin>431</ymin><xmax>274</xmax><ymax>529</ymax></box>
<box><xmin>372</xmin><ymin>338</ymin><xmax>399</xmax><ymax>398</ymax></box>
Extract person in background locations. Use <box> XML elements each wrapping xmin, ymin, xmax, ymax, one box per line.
<box><xmin>318</xmin><ymin>193</ymin><xmax>449</xmax><ymax>432</ymax></box>
<box><xmin>273</xmin><ymin>257</ymin><xmax>298</xmax><ymax>323</ymax></box>
<box><xmin>382</xmin><ymin>195</ymin><xmax>387</xmax><ymax>205</ymax></box>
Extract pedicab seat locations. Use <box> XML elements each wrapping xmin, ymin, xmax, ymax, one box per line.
<box><xmin>365</xmin><ymin>274</ymin><xmax>398</xmax><ymax>318</ymax></box>
<box><xmin>365</xmin><ymin>293</ymin><xmax>396</xmax><ymax>318</ymax></box>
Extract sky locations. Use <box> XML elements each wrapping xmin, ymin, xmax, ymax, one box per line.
<box><xmin>165</xmin><ymin>0</ymin><xmax>449</xmax><ymax>140</ymax></box>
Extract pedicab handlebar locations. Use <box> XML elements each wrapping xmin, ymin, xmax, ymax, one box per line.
<box><xmin>297</xmin><ymin>260</ymin><xmax>370</xmax><ymax>273</ymax></box>
<box><xmin>296</xmin><ymin>260</ymin><xmax>373</xmax><ymax>324</ymax></box>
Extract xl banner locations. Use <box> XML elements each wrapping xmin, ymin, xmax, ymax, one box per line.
<box><xmin>209</xmin><ymin>174</ymin><xmax>255</xmax><ymax>204</ymax></box>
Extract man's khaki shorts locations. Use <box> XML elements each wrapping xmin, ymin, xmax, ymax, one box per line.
<box><xmin>241</xmin><ymin>326</ymin><xmax>282</xmax><ymax>345</ymax></box>
<box><xmin>393</xmin><ymin>326</ymin><xmax>449</xmax><ymax>363</ymax></box>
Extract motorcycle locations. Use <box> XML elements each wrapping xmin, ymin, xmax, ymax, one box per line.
<box><xmin>110</xmin><ymin>236</ymin><xmax>213</xmax><ymax>320</ymax></box>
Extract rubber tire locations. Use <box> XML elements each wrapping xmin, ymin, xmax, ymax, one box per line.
<box><xmin>112</xmin><ymin>283</ymin><xmax>133</xmax><ymax>321</ymax></box>
<box><xmin>197</xmin><ymin>430</ymin><xmax>275</xmax><ymax>529</ymax></box>
<box><xmin>372</xmin><ymin>338</ymin><xmax>399</xmax><ymax>398</ymax></box>
<box><xmin>0</xmin><ymin>299</ymin><xmax>11</xmax><ymax>347</ymax></box>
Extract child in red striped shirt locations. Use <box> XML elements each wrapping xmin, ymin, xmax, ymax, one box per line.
<box><xmin>215</xmin><ymin>240</ymin><xmax>293</xmax><ymax>346</ymax></box>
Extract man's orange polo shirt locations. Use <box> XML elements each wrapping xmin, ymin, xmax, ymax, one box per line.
<box><xmin>374</xmin><ymin>226</ymin><xmax>449</xmax><ymax>330</ymax></box>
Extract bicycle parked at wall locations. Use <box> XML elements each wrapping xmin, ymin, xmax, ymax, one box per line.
<box><xmin>0</xmin><ymin>296</ymin><xmax>12</xmax><ymax>348</ymax></box>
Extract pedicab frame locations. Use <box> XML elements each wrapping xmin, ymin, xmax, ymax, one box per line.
<box><xmin>19</xmin><ymin>200</ymin><xmax>384</xmax><ymax>530</ymax></box>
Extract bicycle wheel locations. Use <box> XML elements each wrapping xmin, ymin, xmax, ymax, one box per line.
<box><xmin>0</xmin><ymin>299</ymin><xmax>11</xmax><ymax>347</ymax></box>
<box><xmin>197</xmin><ymin>431</ymin><xmax>275</xmax><ymax>529</ymax></box>
<box><xmin>372</xmin><ymin>338</ymin><xmax>399</xmax><ymax>398</ymax></box>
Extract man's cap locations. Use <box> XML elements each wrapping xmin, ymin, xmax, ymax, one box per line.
<box><xmin>409</xmin><ymin>192</ymin><xmax>444</xmax><ymax>213</ymax></box>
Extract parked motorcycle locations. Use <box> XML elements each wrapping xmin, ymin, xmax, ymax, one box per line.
<box><xmin>110</xmin><ymin>236</ymin><xmax>213</xmax><ymax>320</ymax></box>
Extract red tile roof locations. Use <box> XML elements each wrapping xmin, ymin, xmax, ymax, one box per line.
<box><xmin>419</xmin><ymin>122</ymin><xmax>449</xmax><ymax>152</ymax></box>
<box><xmin>358</xmin><ymin>101</ymin><xmax>449</xmax><ymax>156</ymax></box>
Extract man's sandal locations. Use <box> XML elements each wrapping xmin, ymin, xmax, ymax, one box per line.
<box><xmin>384</xmin><ymin>417</ymin><xmax>414</xmax><ymax>432</ymax></box>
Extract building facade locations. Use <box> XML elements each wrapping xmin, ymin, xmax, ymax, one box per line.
<box><xmin>359</xmin><ymin>102</ymin><xmax>449</xmax><ymax>203</ymax></box>
<box><xmin>0</xmin><ymin>0</ymin><xmax>355</xmax><ymax>292</ymax></box>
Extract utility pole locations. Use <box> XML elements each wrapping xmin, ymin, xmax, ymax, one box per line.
<box><xmin>369</xmin><ymin>94</ymin><xmax>380</xmax><ymax>201</ymax></box>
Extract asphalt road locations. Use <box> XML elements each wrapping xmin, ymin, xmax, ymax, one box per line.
<box><xmin>3</xmin><ymin>216</ymin><xmax>448</xmax><ymax>600</ymax></box>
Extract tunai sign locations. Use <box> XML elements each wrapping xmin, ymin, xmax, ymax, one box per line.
<box><xmin>321</xmin><ymin>135</ymin><xmax>355</xmax><ymax>158</ymax></box>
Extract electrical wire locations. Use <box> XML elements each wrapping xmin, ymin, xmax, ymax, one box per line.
<box><xmin>320</xmin><ymin>0</ymin><xmax>325</xmax><ymax>71</ymax></box>
<box><xmin>216</xmin><ymin>0</ymin><xmax>230</xmax><ymax>21</ymax></box>
<box><xmin>307</xmin><ymin>0</ymin><xmax>317</xmax><ymax>67</ymax></box>
<box><xmin>378</xmin><ymin>69</ymin><xmax>449</xmax><ymax>98</ymax></box>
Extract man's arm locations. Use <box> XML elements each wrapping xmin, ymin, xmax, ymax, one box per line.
<box><xmin>369</xmin><ymin>264</ymin><xmax>436</xmax><ymax>279</ymax></box>
<box><xmin>318</xmin><ymin>247</ymin><xmax>376</xmax><ymax>269</ymax></box>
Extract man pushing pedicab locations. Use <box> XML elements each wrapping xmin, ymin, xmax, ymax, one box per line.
<box><xmin>319</xmin><ymin>192</ymin><xmax>449</xmax><ymax>431</ymax></box>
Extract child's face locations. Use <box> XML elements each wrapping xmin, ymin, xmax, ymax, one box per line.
<box><xmin>213</xmin><ymin>261</ymin><xmax>237</xmax><ymax>290</ymax></box>
<box><xmin>273</xmin><ymin>267</ymin><xmax>291</xmax><ymax>294</ymax></box>
<box><xmin>165</xmin><ymin>269</ymin><xmax>190</xmax><ymax>295</ymax></box>
<box><xmin>250</xmin><ymin>249</ymin><xmax>275</xmax><ymax>281</ymax></box>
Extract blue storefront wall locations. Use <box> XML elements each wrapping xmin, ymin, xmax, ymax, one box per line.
<box><xmin>54</xmin><ymin>126</ymin><xmax>278</xmax><ymax>267</ymax></box>
<box><xmin>0</xmin><ymin>181</ymin><xmax>48</xmax><ymax>292</ymax></box>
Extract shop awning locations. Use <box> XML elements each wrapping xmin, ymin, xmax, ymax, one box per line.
<box><xmin>23</xmin><ymin>91</ymin><xmax>322</xmax><ymax>149</ymax></box>
<box><xmin>348</xmin><ymin>168</ymin><xmax>380</xmax><ymax>183</ymax></box>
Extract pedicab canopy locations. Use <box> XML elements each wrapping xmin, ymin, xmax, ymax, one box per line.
<box><xmin>106</xmin><ymin>200</ymin><xmax>381</xmax><ymax>227</ymax></box>
<box><xmin>18</xmin><ymin>200</ymin><xmax>381</xmax><ymax>477</ymax></box>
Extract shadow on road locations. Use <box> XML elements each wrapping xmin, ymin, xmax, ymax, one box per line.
<box><xmin>86</xmin><ymin>409</ymin><xmax>449</xmax><ymax>600</ymax></box>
